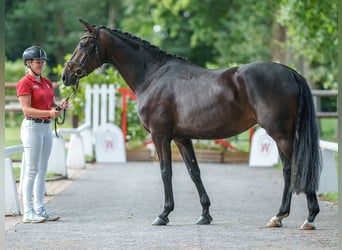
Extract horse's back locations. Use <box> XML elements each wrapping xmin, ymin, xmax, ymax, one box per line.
<box><xmin>237</xmin><ymin>62</ymin><xmax>299</xmax><ymax>92</ymax></box>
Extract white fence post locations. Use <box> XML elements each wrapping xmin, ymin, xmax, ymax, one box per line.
<box><xmin>85</xmin><ymin>84</ymin><xmax>92</xmax><ymax>127</ymax></box>
<box><xmin>48</xmin><ymin>134</ymin><xmax>68</xmax><ymax>177</ymax></box>
<box><xmin>4</xmin><ymin>145</ymin><xmax>24</xmax><ymax>216</ymax></box>
<box><xmin>67</xmin><ymin>133</ymin><xmax>86</xmax><ymax>169</ymax></box>
<box><xmin>92</xmin><ymin>84</ymin><xmax>100</xmax><ymax>133</ymax></box>
<box><xmin>95</xmin><ymin>123</ymin><xmax>126</xmax><ymax>163</ymax></box>
<box><xmin>318</xmin><ymin>140</ymin><xmax>338</xmax><ymax>194</ymax></box>
<box><xmin>100</xmin><ymin>84</ymin><xmax>108</xmax><ymax>126</ymax></box>
<box><xmin>5</xmin><ymin>158</ymin><xmax>20</xmax><ymax>215</ymax></box>
<box><xmin>19</xmin><ymin>153</ymin><xmax>25</xmax><ymax>195</ymax></box>
<box><xmin>57</xmin><ymin>128</ymin><xmax>87</xmax><ymax>169</ymax></box>
<box><xmin>249</xmin><ymin>128</ymin><xmax>279</xmax><ymax>167</ymax></box>
<box><xmin>108</xmin><ymin>84</ymin><xmax>116</xmax><ymax>123</ymax></box>
<box><xmin>79</xmin><ymin>122</ymin><xmax>93</xmax><ymax>156</ymax></box>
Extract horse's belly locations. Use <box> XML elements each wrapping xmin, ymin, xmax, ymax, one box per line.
<box><xmin>174</xmin><ymin>113</ymin><xmax>255</xmax><ymax>139</ymax></box>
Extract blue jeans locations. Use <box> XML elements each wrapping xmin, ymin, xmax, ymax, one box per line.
<box><xmin>21</xmin><ymin>119</ymin><xmax>52</xmax><ymax>213</ymax></box>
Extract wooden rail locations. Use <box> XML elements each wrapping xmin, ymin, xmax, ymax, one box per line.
<box><xmin>5</xmin><ymin>82</ymin><xmax>59</xmax><ymax>112</ymax></box>
<box><xmin>311</xmin><ymin>90</ymin><xmax>338</xmax><ymax>118</ymax></box>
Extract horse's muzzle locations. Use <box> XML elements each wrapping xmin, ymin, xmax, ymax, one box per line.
<box><xmin>62</xmin><ymin>72</ymin><xmax>76</xmax><ymax>86</ymax></box>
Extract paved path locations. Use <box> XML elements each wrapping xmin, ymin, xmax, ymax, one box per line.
<box><xmin>5</xmin><ymin>162</ymin><xmax>338</xmax><ymax>249</ymax></box>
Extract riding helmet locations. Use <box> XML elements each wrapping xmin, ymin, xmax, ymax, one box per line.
<box><xmin>22</xmin><ymin>46</ymin><xmax>49</xmax><ymax>64</ymax></box>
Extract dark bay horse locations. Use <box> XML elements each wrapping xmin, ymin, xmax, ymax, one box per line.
<box><xmin>62</xmin><ymin>20</ymin><xmax>321</xmax><ymax>230</ymax></box>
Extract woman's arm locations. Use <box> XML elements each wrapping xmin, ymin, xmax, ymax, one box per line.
<box><xmin>18</xmin><ymin>95</ymin><xmax>61</xmax><ymax>118</ymax></box>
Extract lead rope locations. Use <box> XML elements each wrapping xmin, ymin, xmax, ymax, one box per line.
<box><xmin>54</xmin><ymin>80</ymin><xmax>79</xmax><ymax>137</ymax></box>
<box><xmin>54</xmin><ymin>98</ymin><xmax>68</xmax><ymax>137</ymax></box>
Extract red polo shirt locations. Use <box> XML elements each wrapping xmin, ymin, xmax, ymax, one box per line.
<box><xmin>16</xmin><ymin>74</ymin><xmax>54</xmax><ymax>119</ymax></box>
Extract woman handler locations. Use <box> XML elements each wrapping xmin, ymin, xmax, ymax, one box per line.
<box><xmin>17</xmin><ymin>46</ymin><xmax>68</xmax><ymax>223</ymax></box>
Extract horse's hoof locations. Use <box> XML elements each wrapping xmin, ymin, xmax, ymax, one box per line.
<box><xmin>152</xmin><ymin>216</ymin><xmax>169</xmax><ymax>226</ymax></box>
<box><xmin>266</xmin><ymin>216</ymin><xmax>283</xmax><ymax>228</ymax></box>
<box><xmin>300</xmin><ymin>219</ymin><xmax>316</xmax><ymax>230</ymax></box>
<box><xmin>196</xmin><ymin>215</ymin><xmax>213</xmax><ymax>225</ymax></box>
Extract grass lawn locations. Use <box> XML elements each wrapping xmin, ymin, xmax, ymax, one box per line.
<box><xmin>319</xmin><ymin>118</ymin><xmax>338</xmax><ymax>142</ymax></box>
<box><xmin>12</xmin><ymin>167</ymin><xmax>61</xmax><ymax>180</ymax></box>
<box><xmin>5</xmin><ymin>126</ymin><xmax>21</xmax><ymax>146</ymax></box>
<box><xmin>7</xmin><ymin>126</ymin><xmax>64</xmax><ymax>178</ymax></box>
<box><xmin>320</xmin><ymin>193</ymin><xmax>338</xmax><ymax>203</ymax></box>
<box><xmin>5</xmin><ymin>120</ymin><xmax>73</xmax><ymax>161</ymax></box>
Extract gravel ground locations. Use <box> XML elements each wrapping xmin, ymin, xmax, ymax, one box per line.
<box><xmin>5</xmin><ymin>162</ymin><xmax>338</xmax><ymax>249</ymax></box>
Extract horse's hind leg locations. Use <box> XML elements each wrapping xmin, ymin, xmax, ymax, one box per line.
<box><xmin>267</xmin><ymin>151</ymin><xmax>320</xmax><ymax>230</ymax></box>
<box><xmin>300</xmin><ymin>192</ymin><xmax>319</xmax><ymax>230</ymax></box>
<box><xmin>175</xmin><ymin>139</ymin><xmax>212</xmax><ymax>224</ymax></box>
<box><xmin>267</xmin><ymin>152</ymin><xmax>292</xmax><ymax>228</ymax></box>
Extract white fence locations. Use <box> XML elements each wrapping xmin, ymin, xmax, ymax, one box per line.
<box><xmin>84</xmin><ymin>84</ymin><xmax>126</xmax><ymax>163</ymax></box>
<box><xmin>319</xmin><ymin>140</ymin><xmax>338</xmax><ymax>194</ymax></box>
<box><xmin>85</xmin><ymin>84</ymin><xmax>116</xmax><ymax>133</ymax></box>
<box><xmin>4</xmin><ymin>145</ymin><xmax>23</xmax><ymax>215</ymax></box>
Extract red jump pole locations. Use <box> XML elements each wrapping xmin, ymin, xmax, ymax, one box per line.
<box><xmin>118</xmin><ymin>88</ymin><xmax>136</xmax><ymax>143</ymax></box>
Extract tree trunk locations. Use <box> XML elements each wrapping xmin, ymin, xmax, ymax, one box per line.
<box><xmin>107</xmin><ymin>2</ymin><xmax>117</xmax><ymax>28</ymax></box>
<box><xmin>72</xmin><ymin>115</ymin><xmax>79</xmax><ymax>128</ymax></box>
<box><xmin>54</xmin><ymin>12</ymin><xmax>66</xmax><ymax>65</ymax></box>
<box><xmin>270</xmin><ymin>21</ymin><xmax>287</xmax><ymax>63</ymax></box>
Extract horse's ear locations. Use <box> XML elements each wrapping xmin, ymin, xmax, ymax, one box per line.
<box><xmin>79</xmin><ymin>19</ymin><xmax>95</xmax><ymax>33</ymax></box>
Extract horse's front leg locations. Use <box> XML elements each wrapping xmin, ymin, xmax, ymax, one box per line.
<box><xmin>175</xmin><ymin>139</ymin><xmax>212</xmax><ymax>225</ymax></box>
<box><xmin>267</xmin><ymin>154</ymin><xmax>292</xmax><ymax>228</ymax></box>
<box><xmin>151</xmin><ymin>135</ymin><xmax>174</xmax><ymax>226</ymax></box>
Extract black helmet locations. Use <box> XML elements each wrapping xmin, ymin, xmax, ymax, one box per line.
<box><xmin>22</xmin><ymin>46</ymin><xmax>49</xmax><ymax>63</ymax></box>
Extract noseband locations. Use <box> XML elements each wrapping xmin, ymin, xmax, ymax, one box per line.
<box><xmin>66</xmin><ymin>27</ymin><xmax>102</xmax><ymax>89</ymax></box>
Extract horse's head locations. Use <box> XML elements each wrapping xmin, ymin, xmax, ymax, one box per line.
<box><xmin>62</xmin><ymin>19</ymin><xmax>103</xmax><ymax>87</ymax></box>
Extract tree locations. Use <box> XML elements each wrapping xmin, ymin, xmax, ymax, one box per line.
<box><xmin>5</xmin><ymin>0</ymin><xmax>123</xmax><ymax>78</ymax></box>
<box><xmin>277</xmin><ymin>0</ymin><xmax>337</xmax><ymax>89</ymax></box>
<box><xmin>5</xmin><ymin>0</ymin><xmax>336</xmax><ymax>88</ymax></box>
<box><xmin>120</xmin><ymin>0</ymin><xmax>280</xmax><ymax>67</ymax></box>
<box><xmin>120</xmin><ymin>0</ymin><xmax>337</xmax><ymax>89</ymax></box>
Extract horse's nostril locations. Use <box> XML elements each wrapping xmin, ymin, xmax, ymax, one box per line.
<box><xmin>62</xmin><ymin>73</ymin><xmax>66</xmax><ymax>83</ymax></box>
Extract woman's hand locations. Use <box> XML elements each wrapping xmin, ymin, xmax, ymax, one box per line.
<box><xmin>59</xmin><ymin>99</ymin><xmax>69</xmax><ymax>109</ymax></box>
<box><xmin>50</xmin><ymin>108</ymin><xmax>61</xmax><ymax>118</ymax></box>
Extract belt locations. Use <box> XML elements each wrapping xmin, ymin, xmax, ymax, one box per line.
<box><xmin>26</xmin><ymin>118</ymin><xmax>51</xmax><ymax>124</ymax></box>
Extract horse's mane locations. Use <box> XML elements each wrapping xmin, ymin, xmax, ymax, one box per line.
<box><xmin>100</xmin><ymin>26</ymin><xmax>187</xmax><ymax>62</ymax></box>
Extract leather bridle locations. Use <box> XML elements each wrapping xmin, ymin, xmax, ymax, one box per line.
<box><xmin>66</xmin><ymin>26</ymin><xmax>102</xmax><ymax>90</ymax></box>
<box><xmin>56</xmin><ymin>27</ymin><xmax>103</xmax><ymax>137</ymax></box>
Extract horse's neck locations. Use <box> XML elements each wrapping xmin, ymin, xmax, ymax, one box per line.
<box><xmin>104</xmin><ymin>33</ymin><xmax>166</xmax><ymax>91</ymax></box>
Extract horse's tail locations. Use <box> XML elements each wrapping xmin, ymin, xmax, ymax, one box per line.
<box><xmin>291</xmin><ymin>72</ymin><xmax>322</xmax><ymax>194</ymax></box>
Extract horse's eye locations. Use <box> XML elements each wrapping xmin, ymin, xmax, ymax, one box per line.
<box><xmin>79</xmin><ymin>42</ymin><xmax>86</xmax><ymax>49</ymax></box>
